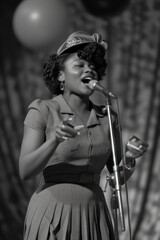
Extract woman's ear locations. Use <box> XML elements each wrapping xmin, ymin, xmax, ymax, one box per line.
<box><xmin>58</xmin><ymin>71</ymin><xmax>65</xmax><ymax>82</ymax></box>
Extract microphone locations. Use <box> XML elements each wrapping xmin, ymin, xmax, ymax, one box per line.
<box><xmin>88</xmin><ymin>80</ymin><xmax>117</xmax><ymax>99</ymax></box>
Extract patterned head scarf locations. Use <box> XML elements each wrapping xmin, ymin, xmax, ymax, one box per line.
<box><xmin>57</xmin><ymin>31</ymin><xmax>108</xmax><ymax>56</ymax></box>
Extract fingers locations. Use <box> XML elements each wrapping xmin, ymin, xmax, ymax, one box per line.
<box><xmin>55</xmin><ymin>128</ymin><xmax>71</xmax><ymax>142</ymax></box>
<box><xmin>74</xmin><ymin>125</ymin><xmax>84</xmax><ymax>131</ymax></box>
<box><xmin>126</xmin><ymin>150</ymin><xmax>140</xmax><ymax>158</ymax></box>
<box><xmin>126</xmin><ymin>136</ymin><xmax>149</xmax><ymax>159</ymax></box>
<box><xmin>62</xmin><ymin>118</ymin><xmax>84</xmax><ymax>134</ymax></box>
<box><xmin>60</xmin><ymin>124</ymin><xmax>84</xmax><ymax>136</ymax></box>
<box><xmin>63</xmin><ymin>118</ymin><xmax>74</xmax><ymax>128</ymax></box>
<box><xmin>127</xmin><ymin>135</ymin><xmax>149</xmax><ymax>152</ymax></box>
<box><xmin>55</xmin><ymin>118</ymin><xmax>84</xmax><ymax>142</ymax></box>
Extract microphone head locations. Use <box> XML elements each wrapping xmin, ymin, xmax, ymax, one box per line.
<box><xmin>88</xmin><ymin>80</ymin><xmax>98</xmax><ymax>90</ymax></box>
<box><xmin>88</xmin><ymin>80</ymin><xmax>117</xmax><ymax>99</ymax></box>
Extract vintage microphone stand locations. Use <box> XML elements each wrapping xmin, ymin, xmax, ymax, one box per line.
<box><xmin>101</xmin><ymin>89</ymin><xmax>148</xmax><ymax>240</ymax></box>
<box><xmin>102</xmin><ymin>96</ymin><xmax>125</xmax><ymax>240</ymax></box>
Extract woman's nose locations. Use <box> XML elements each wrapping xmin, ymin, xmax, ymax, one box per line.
<box><xmin>84</xmin><ymin>64</ymin><xmax>92</xmax><ymax>72</ymax></box>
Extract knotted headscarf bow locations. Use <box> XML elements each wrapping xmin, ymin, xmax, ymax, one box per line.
<box><xmin>57</xmin><ymin>31</ymin><xmax>108</xmax><ymax>56</ymax></box>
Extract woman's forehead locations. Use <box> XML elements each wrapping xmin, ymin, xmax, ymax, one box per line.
<box><xmin>64</xmin><ymin>52</ymin><xmax>95</xmax><ymax>65</ymax></box>
<box><xmin>64</xmin><ymin>53</ymin><xmax>84</xmax><ymax>64</ymax></box>
<box><xmin>65</xmin><ymin>52</ymin><xmax>79</xmax><ymax>60</ymax></box>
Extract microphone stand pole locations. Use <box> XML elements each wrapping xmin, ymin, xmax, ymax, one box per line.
<box><xmin>103</xmin><ymin>97</ymin><xmax>125</xmax><ymax>240</ymax></box>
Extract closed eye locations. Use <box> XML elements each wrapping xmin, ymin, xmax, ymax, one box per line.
<box><xmin>90</xmin><ymin>65</ymin><xmax>96</xmax><ymax>70</ymax></box>
<box><xmin>75</xmin><ymin>64</ymin><xmax>84</xmax><ymax>68</ymax></box>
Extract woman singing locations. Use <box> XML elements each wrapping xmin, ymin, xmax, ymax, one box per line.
<box><xmin>19</xmin><ymin>31</ymin><xmax>146</xmax><ymax>240</ymax></box>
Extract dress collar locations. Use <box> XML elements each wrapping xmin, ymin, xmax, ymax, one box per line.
<box><xmin>52</xmin><ymin>94</ymin><xmax>73</xmax><ymax>114</ymax></box>
<box><xmin>52</xmin><ymin>94</ymin><xmax>106</xmax><ymax>127</ymax></box>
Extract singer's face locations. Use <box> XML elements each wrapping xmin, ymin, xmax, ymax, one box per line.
<box><xmin>60</xmin><ymin>53</ymin><xmax>98</xmax><ymax>96</ymax></box>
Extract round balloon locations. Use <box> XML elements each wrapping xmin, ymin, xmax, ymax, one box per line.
<box><xmin>81</xmin><ymin>0</ymin><xmax>130</xmax><ymax>18</ymax></box>
<box><xmin>13</xmin><ymin>0</ymin><xmax>70</xmax><ymax>51</ymax></box>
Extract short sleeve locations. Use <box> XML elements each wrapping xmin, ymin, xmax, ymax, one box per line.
<box><xmin>24</xmin><ymin>99</ymin><xmax>48</xmax><ymax>133</ymax></box>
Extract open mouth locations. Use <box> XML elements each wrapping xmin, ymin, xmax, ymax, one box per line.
<box><xmin>81</xmin><ymin>77</ymin><xmax>92</xmax><ymax>85</ymax></box>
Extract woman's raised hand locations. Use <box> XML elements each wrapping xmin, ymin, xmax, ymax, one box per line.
<box><xmin>55</xmin><ymin>118</ymin><xmax>84</xmax><ymax>142</ymax></box>
<box><xmin>125</xmin><ymin>135</ymin><xmax>148</xmax><ymax>159</ymax></box>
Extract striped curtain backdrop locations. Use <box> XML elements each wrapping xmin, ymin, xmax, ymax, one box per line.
<box><xmin>0</xmin><ymin>0</ymin><xmax>159</xmax><ymax>239</ymax></box>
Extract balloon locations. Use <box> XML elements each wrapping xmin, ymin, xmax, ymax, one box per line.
<box><xmin>81</xmin><ymin>0</ymin><xmax>130</xmax><ymax>18</ymax></box>
<box><xmin>12</xmin><ymin>0</ymin><xmax>71</xmax><ymax>51</ymax></box>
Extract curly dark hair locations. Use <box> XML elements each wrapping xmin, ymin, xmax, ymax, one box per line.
<box><xmin>41</xmin><ymin>42</ymin><xmax>107</xmax><ymax>95</ymax></box>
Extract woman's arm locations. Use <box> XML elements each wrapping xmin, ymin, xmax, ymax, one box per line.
<box><xmin>19</xmin><ymin>126</ymin><xmax>60</xmax><ymax>180</ymax></box>
<box><xmin>107</xmin><ymin>136</ymin><xmax>148</xmax><ymax>187</ymax></box>
<box><xmin>19</xmin><ymin>121</ymin><xmax>84</xmax><ymax>180</ymax></box>
<box><xmin>106</xmin><ymin>113</ymin><xmax>148</xmax><ymax>186</ymax></box>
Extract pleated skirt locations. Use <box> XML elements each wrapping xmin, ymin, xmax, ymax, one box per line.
<box><xmin>24</xmin><ymin>183</ymin><xmax>114</xmax><ymax>240</ymax></box>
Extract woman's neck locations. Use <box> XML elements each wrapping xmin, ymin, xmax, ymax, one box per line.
<box><xmin>63</xmin><ymin>93</ymin><xmax>89</xmax><ymax>110</ymax></box>
<box><xmin>63</xmin><ymin>93</ymin><xmax>90</xmax><ymax>113</ymax></box>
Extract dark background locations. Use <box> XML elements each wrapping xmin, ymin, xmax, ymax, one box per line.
<box><xmin>0</xmin><ymin>0</ymin><xmax>160</xmax><ymax>239</ymax></box>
